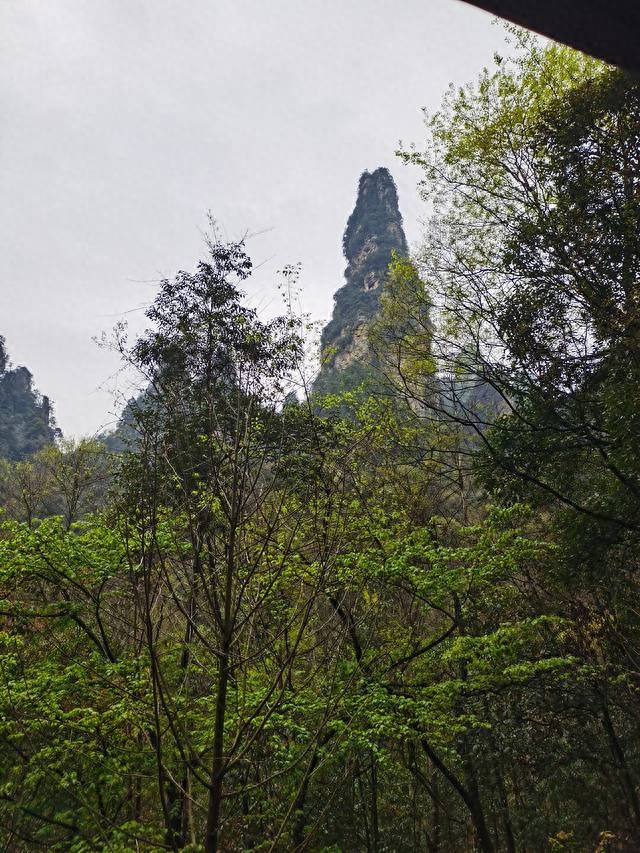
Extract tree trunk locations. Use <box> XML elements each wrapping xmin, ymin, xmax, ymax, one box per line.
<box><xmin>205</xmin><ymin>530</ymin><xmax>236</xmax><ymax>853</ymax></box>
<box><xmin>421</xmin><ymin>739</ymin><xmax>494</xmax><ymax>853</ymax></box>
<box><xmin>205</xmin><ymin>635</ymin><xmax>231</xmax><ymax>853</ymax></box>
<box><xmin>601</xmin><ymin>696</ymin><xmax>640</xmax><ymax>830</ymax></box>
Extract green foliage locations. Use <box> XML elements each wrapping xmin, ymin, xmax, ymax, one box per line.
<box><xmin>388</xmin><ymin>30</ymin><xmax>640</xmax><ymax>851</ymax></box>
<box><xmin>0</xmin><ymin>439</ymin><xmax>112</xmax><ymax>527</ymax></box>
<box><xmin>401</xmin><ymin>36</ymin><xmax>640</xmax><ymax>532</ymax></box>
<box><xmin>4</xmin><ymin>37</ymin><xmax>640</xmax><ymax>852</ymax></box>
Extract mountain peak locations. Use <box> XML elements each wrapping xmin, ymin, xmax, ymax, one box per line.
<box><xmin>315</xmin><ymin>168</ymin><xmax>408</xmax><ymax>392</ymax></box>
<box><xmin>0</xmin><ymin>335</ymin><xmax>59</xmax><ymax>460</ymax></box>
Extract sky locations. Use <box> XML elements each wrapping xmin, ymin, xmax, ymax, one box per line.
<box><xmin>1</xmin><ymin>0</ymin><xmax>512</xmax><ymax>437</ymax></box>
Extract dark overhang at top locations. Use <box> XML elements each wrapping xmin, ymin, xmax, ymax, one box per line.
<box><xmin>460</xmin><ymin>0</ymin><xmax>640</xmax><ymax>73</ymax></box>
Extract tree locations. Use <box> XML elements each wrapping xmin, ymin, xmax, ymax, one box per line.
<box><xmin>387</xmin><ymin>34</ymin><xmax>640</xmax><ymax>848</ymax></box>
<box><xmin>398</xmin><ymin>37</ymin><xmax>640</xmax><ymax>535</ymax></box>
<box><xmin>0</xmin><ymin>439</ymin><xmax>112</xmax><ymax>528</ymax></box>
<box><xmin>115</xmin><ymin>235</ymin><xmax>355</xmax><ymax>852</ymax></box>
<box><xmin>0</xmin><ymin>515</ymin><xmax>162</xmax><ymax>852</ymax></box>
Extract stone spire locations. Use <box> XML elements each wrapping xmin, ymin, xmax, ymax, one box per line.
<box><xmin>315</xmin><ymin>167</ymin><xmax>408</xmax><ymax>393</ymax></box>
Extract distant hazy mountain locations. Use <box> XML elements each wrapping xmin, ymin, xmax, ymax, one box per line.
<box><xmin>0</xmin><ymin>336</ymin><xmax>59</xmax><ymax>460</ymax></box>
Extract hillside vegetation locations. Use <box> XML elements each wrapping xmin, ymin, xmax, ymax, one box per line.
<box><xmin>1</xmin><ymin>38</ymin><xmax>640</xmax><ymax>853</ymax></box>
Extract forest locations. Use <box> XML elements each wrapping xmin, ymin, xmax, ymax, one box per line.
<box><xmin>1</xmin><ymin>36</ymin><xmax>640</xmax><ymax>852</ymax></box>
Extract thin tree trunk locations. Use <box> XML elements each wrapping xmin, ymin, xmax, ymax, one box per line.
<box><xmin>421</xmin><ymin>739</ymin><xmax>494</xmax><ymax>853</ymax></box>
<box><xmin>601</xmin><ymin>696</ymin><xmax>640</xmax><ymax>830</ymax></box>
<box><xmin>487</xmin><ymin>731</ymin><xmax>516</xmax><ymax>853</ymax></box>
<box><xmin>205</xmin><ymin>635</ymin><xmax>231</xmax><ymax>853</ymax></box>
<box><xmin>370</xmin><ymin>752</ymin><xmax>380</xmax><ymax>853</ymax></box>
<box><xmin>292</xmin><ymin>747</ymin><xmax>321</xmax><ymax>849</ymax></box>
<box><xmin>205</xmin><ymin>527</ymin><xmax>236</xmax><ymax>853</ymax></box>
<box><xmin>355</xmin><ymin>762</ymin><xmax>373</xmax><ymax>852</ymax></box>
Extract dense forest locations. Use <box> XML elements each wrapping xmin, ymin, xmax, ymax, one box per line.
<box><xmin>2</xmin><ymin>37</ymin><xmax>640</xmax><ymax>852</ymax></box>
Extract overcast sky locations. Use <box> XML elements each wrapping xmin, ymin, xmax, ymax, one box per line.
<box><xmin>2</xmin><ymin>0</ymin><xmax>512</xmax><ymax>437</ymax></box>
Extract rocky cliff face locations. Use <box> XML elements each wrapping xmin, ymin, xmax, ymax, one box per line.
<box><xmin>315</xmin><ymin>167</ymin><xmax>408</xmax><ymax>393</ymax></box>
<box><xmin>0</xmin><ymin>336</ymin><xmax>59</xmax><ymax>460</ymax></box>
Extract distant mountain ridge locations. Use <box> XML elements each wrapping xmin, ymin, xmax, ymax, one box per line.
<box><xmin>315</xmin><ymin>167</ymin><xmax>408</xmax><ymax>393</ymax></box>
